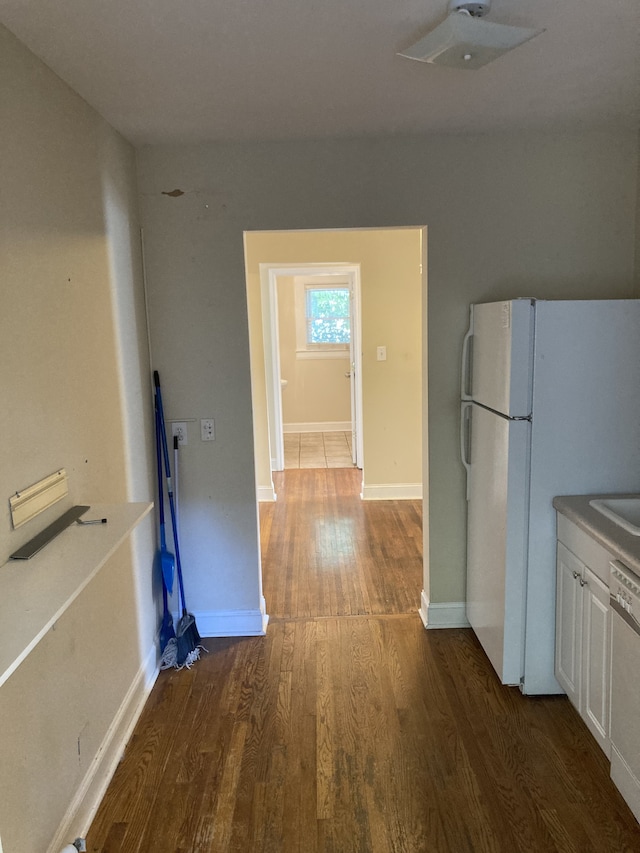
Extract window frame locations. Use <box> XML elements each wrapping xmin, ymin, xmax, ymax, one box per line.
<box><xmin>294</xmin><ymin>278</ymin><xmax>351</xmax><ymax>360</ymax></box>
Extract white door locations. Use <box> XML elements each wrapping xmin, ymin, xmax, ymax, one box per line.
<box><xmin>466</xmin><ymin>402</ymin><xmax>530</xmax><ymax>685</ymax></box>
<box><xmin>471</xmin><ymin>299</ymin><xmax>534</xmax><ymax>417</ymax></box>
<box><xmin>349</xmin><ymin>357</ymin><xmax>357</xmax><ymax>465</ymax></box>
<box><xmin>348</xmin><ymin>277</ymin><xmax>360</xmax><ymax>466</ymax></box>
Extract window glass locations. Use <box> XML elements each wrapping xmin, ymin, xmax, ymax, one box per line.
<box><xmin>306</xmin><ymin>287</ymin><xmax>351</xmax><ymax>345</ymax></box>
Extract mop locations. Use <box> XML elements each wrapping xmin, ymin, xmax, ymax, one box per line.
<box><xmin>155</xmin><ymin>403</ymin><xmax>176</xmax><ymax>667</ymax></box>
<box><xmin>155</xmin><ymin>371</ymin><xmax>203</xmax><ymax>668</ymax></box>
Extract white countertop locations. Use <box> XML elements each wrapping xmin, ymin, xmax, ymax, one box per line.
<box><xmin>553</xmin><ymin>493</ymin><xmax>640</xmax><ymax>577</ymax></box>
<box><xmin>0</xmin><ymin>501</ymin><xmax>153</xmax><ymax>688</ymax></box>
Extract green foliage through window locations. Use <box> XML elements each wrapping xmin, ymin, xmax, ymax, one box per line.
<box><xmin>306</xmin><ymin>287</ymin><xmax>350</xmax><ymax>345</ymax></box>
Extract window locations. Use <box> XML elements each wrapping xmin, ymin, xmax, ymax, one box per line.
<box><xmin>295</xmin><ymin>280</ymin><xmax>351</xmax><ymax>358</ymax></box>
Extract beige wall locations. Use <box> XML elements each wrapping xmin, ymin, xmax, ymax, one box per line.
<box><xmin>244</xmin><ymin>228</ymin><xmax>423</xmax><ymax>493</ymax></box>
<box><xmin>277</xmin><ymin>276</ymin><xmax>352</xmax><ymax>428</ymax></box>
<box><xmin>0</xmin><ymin>25</ymin><xmax>155</xmax><ymax>853</ymax></box>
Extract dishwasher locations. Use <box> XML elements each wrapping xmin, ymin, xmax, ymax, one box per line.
<box><xmin>609</xmin><ymin>560</ymin><xmax>640</xmax><ymax>823</ymax></box>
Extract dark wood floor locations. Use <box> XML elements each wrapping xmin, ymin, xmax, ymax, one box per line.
<box><xmin>86</xmin><ymin>469</ymin><xmax>640</xmax><ymax>852</ymax></box>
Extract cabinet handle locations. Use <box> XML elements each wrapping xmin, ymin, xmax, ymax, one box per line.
<box><xmin>572</xmin><ymin>571</ymin><xmax>580</xmax><ymax>580</ymax></box>
<box><xmin>579</xmin><ymin>578</ymin><xmax>588</xmax><ymax>587</ymax></box>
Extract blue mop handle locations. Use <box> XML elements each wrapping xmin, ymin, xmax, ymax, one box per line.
<box><xmin>154</xmin><ymin>371</ymin><xmax>189</xmax><ymax>615</ymax></box>
<box><xmin>155</xmin><ymin>402</ymin><xmax>168</xmax><ymax>548</ymax></box>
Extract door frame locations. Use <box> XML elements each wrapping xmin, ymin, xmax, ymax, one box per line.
<box><xmin>259</xmin><ymin>262</ymin><xmax>364</xmax><ymax>474</ymax></box>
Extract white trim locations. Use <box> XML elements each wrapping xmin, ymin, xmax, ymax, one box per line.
<box><xmin>257</xmin><ymin>484</ymin><xmax>277</xmax><ymax>501</ymax></box>
<box><xmin>261</xmin><ymin>270</ymin><xmax>285</xmax><ymax>472</ymax></box>
<box><xmin>295</xmin><ymin>349</ymin><xmax>349</xmax><ymax>360</ymax></box>
<box><xmin>418</xmin><ymin>590</ymin><xmax>430</xmax><ymax>627</ymax></box>
<box><xmin>47</xmin><ymin>643</ymin><xmax>158</xmax><ymax>853</ymax></box>
<box><xmin>194</xmin><ymin>608</ymin><xmax>269</xmax><ymax>637</ymax></box>
<box><xmin>361</xmin><ymin>483</ymin><xmax>423</xmax><ymax>501</ymax></box>
<box><xmin>419</xmin><ymin>593</ymin><xmax>470</xmax><ymax>629</ymax></box>
<box><xmin>284</xmin><ymin>421</ymin><xmax>351</xmax><ymax>433</ymax></box>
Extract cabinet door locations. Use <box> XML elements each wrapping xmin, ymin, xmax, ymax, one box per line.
<box><xmin>582</xmin><ymin>566</ymin><xmax>611</xmax><ymax>756</ymax></box>
<box><xmin>555</xmin><ymin>542</ymin><xmax>583</xmax><ymax>709</ymax></box>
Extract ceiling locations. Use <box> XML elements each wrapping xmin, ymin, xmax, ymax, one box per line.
<box><xmin>1</xmin><ymin>0</ymin><xmax>639</xmax><ymax>146</ymax></box>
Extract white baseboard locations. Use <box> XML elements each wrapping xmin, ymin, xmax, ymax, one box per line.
<box><xmin>361</xmin><ymin>483</ymin><xmax>423</xmax><ymax>501</ymax></box>
<box><xmin>418</xmin><ymin>589</ymin><xmax>430</xmax><ymax>627</ymax></box>
<box><xmin>195</xmin><ymin>606</ymin><xmax>269</xmax><ymax>637</ymax></box>
<box><xmin>283</xmin><ymin>421</ymin><xmax>351</xmax><ymax>433</ymax></box>
<box><xmin>419</xmin><ymin>591</ymin><xmax>470</xmax><ymax>629</ymax></box>
<box><xmin>257</xmin><ymin>483</ymin><xmax>277</xmax><ymax>501</ymax></box>
<box><xmin>47</xmin><ymin>643</ymin><xmax>159</xmax><ymax>853</ymax></box>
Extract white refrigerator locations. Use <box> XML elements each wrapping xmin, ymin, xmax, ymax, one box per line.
<box><xmin>460</xmin><ymin>298</ymin><xmax>640</xmax><ymax>695</ymax></box>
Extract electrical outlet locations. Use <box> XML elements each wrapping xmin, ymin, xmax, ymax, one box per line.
<box><xmin>376</xmin><ymin>345</ymin><xmax>387</xmax><ymax>361</ymax></box>
<box><xmin>171</xmin><ymin>422</ymin><xmax>188</xmax><ymax>446</ymax></box>
<box><xmin>201</xmin><ymin>418</ymin><xmax>215</xmax><ymax>441</ymax></box>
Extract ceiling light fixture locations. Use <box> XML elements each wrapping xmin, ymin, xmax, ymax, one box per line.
<box><xmin>397</xmin><ymin>0</ymin><xmax>544</xmax><ymax>70</ymax></box>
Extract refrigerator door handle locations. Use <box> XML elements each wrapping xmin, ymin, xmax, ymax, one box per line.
<box><xmin>461</xmin><ymin>306</ymin><xmax>473</xmax><ymax>400</ymax></box>
<box><xmin>460</xmin><ymin>401</ymin><xmax>472</xmax><ymax>500</ymax></box>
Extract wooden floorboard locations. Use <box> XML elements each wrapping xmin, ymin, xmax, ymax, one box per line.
<box><xmin>86</xmin><ymin>469</ymin><xmax>640</xmax><ymax>852</ymax></box>
<box><xmin>260</xmin><ymin>468</ymin><xmax>423</xmax><ymax>620</ymax></box>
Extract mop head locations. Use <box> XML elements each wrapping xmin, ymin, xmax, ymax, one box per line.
<box><xmin>159</xmin><ymin>612</ymin><xmax>204</xmax><ymax>670</ymax></box>
<box><xmin>160</xmin><ymin>637</ymin><xmax>178</xmax><ymax>670</ymax></box>
<box><xmin>176</xmin><ymin>611</ymin><xmax>203</xmax><ymax>667</ymax></box>
<box><xmin>159</xmin><ymin>634</ymin><xmax>205</xmax><ymax>670</ymax></box>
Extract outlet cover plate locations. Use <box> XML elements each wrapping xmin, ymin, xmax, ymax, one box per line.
<box><xmin>201</xmin><ymin>419</ymin><xmax>215</xmax><ymax>441</ymax></box>
<box><xmin>171</xmin><ymin>422</ymin><xmax>188</xmax><ymax>445</ymax></box>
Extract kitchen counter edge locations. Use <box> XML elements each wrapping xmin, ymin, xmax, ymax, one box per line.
<box><xmin>553</xmin><ymin>493</ymin><xmax>640</xmax><ymax>577</ymax></box>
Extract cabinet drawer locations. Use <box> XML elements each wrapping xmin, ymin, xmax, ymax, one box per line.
<box><xmin>556</xmin><ymin>514</ymin><xmax>613</xmax><ymax>586</ymax></box>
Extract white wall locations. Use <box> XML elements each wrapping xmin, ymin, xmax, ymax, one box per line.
<box><xmin>0</xmin><ymin>25</ymin><xmax>156</xmax><ymax>853</ymax></box>
<box><xmin>138</xmin><ymin>130</ymin><xmax>637</xmax><ymax>616</ymax></box>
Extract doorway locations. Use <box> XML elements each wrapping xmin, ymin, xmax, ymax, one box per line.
<box><xmin>260</xmin><ymin>263</ymin><xmax>364</xmax><ymax>476</ymax></box>
<box><xmin>244</xmin><ymin>225</ymin><xmax>425</xmax><ymax>627</ymax></box>
<box><xmin>243</xmin><ymin>226</ymin><xmax>424</xmax><ymax>504</ymax></box>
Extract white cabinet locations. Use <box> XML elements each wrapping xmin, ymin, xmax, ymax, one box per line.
<box><xmin>555</xmin><ymin>521</ymin><xmax>612</xmax><ymax>757</ymax></box>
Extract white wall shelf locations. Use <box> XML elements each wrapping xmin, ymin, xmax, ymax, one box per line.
<box><xmin>0</xmin><ymin>502</ymin><xmax>153</xmax><ymax>689</ymax></box>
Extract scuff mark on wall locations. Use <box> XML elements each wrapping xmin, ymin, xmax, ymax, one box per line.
<box><xmin>161</xmin><ymin>188</ymin><xmax>185</xmax><ymax>197</ymax></box>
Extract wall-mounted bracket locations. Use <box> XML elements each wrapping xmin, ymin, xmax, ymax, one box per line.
<box><xmin>9</xmin><ymin>469</ymin><xmax>68</xmax><ymax>529</ymax></box>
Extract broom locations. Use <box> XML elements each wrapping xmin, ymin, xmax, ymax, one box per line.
<box><xmin>154</xmin><ymin>371</ymin><xmax>202</xmax><ymax>667</ymax></box>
